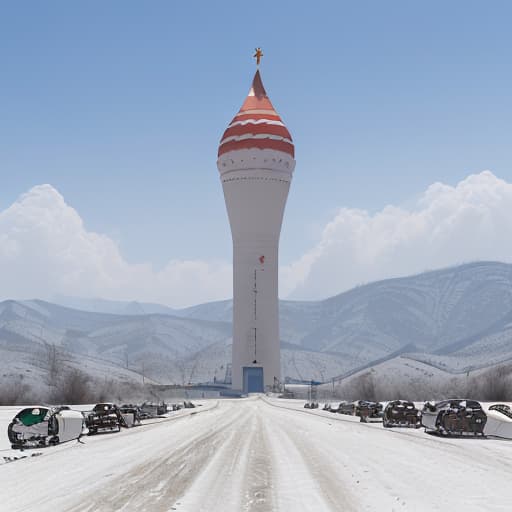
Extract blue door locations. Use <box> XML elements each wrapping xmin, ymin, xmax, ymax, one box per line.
<box><xmin>243</xmin><ymin>367</ymin><xmax>264</xmax><ymax>393</ymax></box>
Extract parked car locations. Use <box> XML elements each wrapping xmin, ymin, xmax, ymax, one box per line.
<box><xmin>119</xmin><ymin>404</ymin><xmax>142</xmax><ymax>427</ymax></box>
<box><xmin>338</xmin><ymin>401</ymin><xmax>357</xmax><ymax>415</ymax></box>
<box><xmin>383</xmin><ymin>400</ymin><xmax>421</xmax><ymax>428</ymax></box>
<box><xmin>488</xmin><ymin>404</ymin><xmax>512</xmax><ymax>419</ymax></box>
<box><xmin>338</xmin><ymin>400</ymin><xmax>383</xmax><ymax>422</ymax></box>
<box><xmin>85</xmin><ymin>403</ymin><xmax>125</xmax><ymax>434</ymax></box>
<box><xmin>357</xmin><ymin>401</ymin><xmax>383</xmax><ymax>423</ymax></box>
<box><xmin>421</xmin><ymin>399</ymin><xmax>487</xmax><ymax>436</ymax></box>
<box><xmin>484</xmin><ymin>404</ymin><xmax>512</xmax><ymax>439</ymax></box>
<box><xmin>8</xmin><ymin>406</ymin><xmax>85</xmax><ymax>449</ymax></box>
<box><xmin>327</xmin><ymin>401</ymin><xmax>346</xmax><ymax>413</ymax></box>
<box><xmin>139</xmin><ymin>402</ymin><xmax>167</xmax><ymax>418</ymax></box>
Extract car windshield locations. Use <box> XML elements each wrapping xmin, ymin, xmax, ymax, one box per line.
<box><xmin>94</xmin><ymin>404</ymin><xmax>112</xmax><ymax>412</ymax></box>
<box><xmin>17</xmin><ymin>407</ymin><xmax>49</xmax><ymax>426</ymax></box>
<box><xmin>490</xmin><ymin>405</ymin><xmax>512</xmax><ymax>419</ymax></box>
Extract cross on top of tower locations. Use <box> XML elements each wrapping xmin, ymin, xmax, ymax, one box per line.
<box><xmin>253</xmin><ymin>47</ymin><xmax>263</xmax><ymax>66</ymax></box>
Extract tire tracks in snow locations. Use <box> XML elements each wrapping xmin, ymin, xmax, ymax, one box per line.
<box><xmin>175</xmin><ymin>399</ymin><xmax>277</xmax><ymax>512</ymax></box>
<box><xmin>66</xmin><ymin>402</ymin><xmax>240</xmax><ymax>512</ymax></box>
<box><xmin>0</xmin><ymin>401</ymin><xmax>219</xmax><ymax>469</ymax></box>
<box><xmin>242</xmin><ymin>406</ymin><xmax>276</xmax><ymax>512</ymax></box>
<box><xmin>264</xmin><ymin>398</ymin><xmax>512</xmax><ymax>473</ymax></box>
<box><xmin>261</xmin><ymin>399</ymin><xmax>355</xmax><ymax>512</ymax></box>
<box><xmin>263</xmin><ymin>398</ymin><xmax>512</xmax><ymax>511</ymax></box>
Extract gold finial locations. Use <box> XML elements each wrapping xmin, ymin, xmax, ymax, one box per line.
<box><xmin>253</xmin><ymin>47</ymin><xmax>263</xmax><ymax>66</ymax></box>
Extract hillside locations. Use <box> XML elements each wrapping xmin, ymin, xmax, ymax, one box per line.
<box><xmin>2</xmin><ymin>262</ymin><xmax>512</xmax><ymax>388</ymax></box>
<box><xmin>180</xmin><ymin>261</ymin><xmax>512</xmax><ymax>374</ymax></box>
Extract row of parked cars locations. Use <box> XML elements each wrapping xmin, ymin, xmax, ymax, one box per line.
<box><xmin>7</xmin><ymin>400</ymin><xmax>196</xmax><ymax>449</ymax></box>
<box><xmin>318</xmin><ymin>400</ymin><xmax>386</xmax><ymax>423</ymax></box>
<box><xmin>307</xmin><ymin>399</ymin><xmax>512</xmax><ymax>437</ymax></box>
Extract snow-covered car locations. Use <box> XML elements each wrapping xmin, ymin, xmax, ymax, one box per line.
<box><xmin>338</xmin><ymin>400</ymin><xmax>383</xmax><ymax>422</ymax></box>
<box><xmin>489</xmin><ymin>404</ymin><xmax>512</xmax><ymax>419</ymax></box>
<box><xmin>421</xmin><ymin>399</ymin><xmax>487</xmax><ymax>436</ymax></box>
<box><xmin>85</xmin><ymin>403</ymin><xmax>125</xmax><ymax>434</ymax></box>
<box><xmin>383</xmin><ymin>400</ymin><xmax>421</xmax><ymax>428</ymax></box>
<box><xmin>119</xmin><ymin>404</ymin><xmax>142</xmax><ymax>427</ymax></box>
<box><xmin>323</xmin><ymin>403</ymin><xmax>344</xmax><ymax>412</ymax></box>
<box><xmin>484</xmin><ymin>404</ymin><xmax>512</xmax><ymax>439</ymax></box>
<box><xmin>338</xmin><ymin>401</ymin><xmax>357</xmax><ymax>415</ymax></box>
<box><xmin>8</xmin><ymin>406</ymin><xmax>85</xmax><ymax>449</ymax></box>
<box><xmin>327</xmin><ymin>401</ymin><xmax>347</xmax><ymax>413</ymax></box>
<box><xmin>304</xmin><ymin>402</ymin><xmax>319</xmax><ymax>409</ymax></box>
<box><xmin>357</xmin><ymin>401</ymin><xmax>383</xmax><ymax>423</ymax></box>
<box><xmin>139</xmin><ymin>402</ymin><xmax>167</xmax><ymax>418</ymax></box>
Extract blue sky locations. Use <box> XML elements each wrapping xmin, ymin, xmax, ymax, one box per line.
<box><xmin>2</xmin><ymin>2</ymin><xmax>512</xmax><ymax>305</ymax></box>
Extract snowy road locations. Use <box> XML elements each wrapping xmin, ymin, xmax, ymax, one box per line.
<box><xmin>1</xmin><ymin>397</ymin><xmax>512</xmax><ymax>511</ymax></box>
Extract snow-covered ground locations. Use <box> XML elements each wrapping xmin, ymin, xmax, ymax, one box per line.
<box><xmin>1</xmin><ymin>397</ymin><xmax>512</xmax><ymax>511</ymax></box>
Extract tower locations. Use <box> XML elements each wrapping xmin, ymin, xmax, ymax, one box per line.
<box><xmin>217</xmin><ymin>59</ymin><xmax>295</xmax><ymax>392</ymax></box>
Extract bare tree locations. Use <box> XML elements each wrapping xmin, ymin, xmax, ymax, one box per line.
<box><xmin>0</xmin><ymin>376</ymin><xmax>32</xmax><ymax>405</ymax></box>
<box><xmin>470</xmin><ymin>365</ymin><xmax>512</xmax><ymax>401</ymax></box>
<box><xmin>42</xmin><ymin>342</ymin><xmax>64</xmax><ymax>388</ymax></box>
<box><xmin>50</xmin><ymin>368</ymin><xmax>92</xmax><ymax>404</ymax></box>
<box><xmin>339</xmin><ymin>372</ymin><xmax>377</xmax><ymax>401</ymax></box>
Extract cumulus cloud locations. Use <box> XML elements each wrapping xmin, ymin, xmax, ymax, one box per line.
<box><xmin>2</xmin><ymin>171</ymin><xmax>512</xmax><ymax>307</ymax></box>
<box><xmin>283</xmin><ymin>171</ymin><xmax>512</xmax><ymax>299</ymax></box>
<box><xmin>0</xmin><ymin>185</ymin><xmax>232</xmax><ymax>308</ymax></box>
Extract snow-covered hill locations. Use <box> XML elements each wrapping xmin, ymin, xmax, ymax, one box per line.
<box><xmin>51</xmin><ymin>295</ymin><xmax>178</xmax><ymax>316</ymax></box>
<box><xmin>3</xmin><ymin>262</ymin><xmax>512</xmax><ymax>388</ymax></box>
<box><xmin>179</xmin><ymin>261</ymin><xmax>512</xmax><ymax>375</ymax></box>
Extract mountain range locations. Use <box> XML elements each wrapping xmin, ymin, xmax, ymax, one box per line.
<box><xmin>2</xmin><ymin>261</ymin><xmax>512</xmax><ymax>389</ymax></box>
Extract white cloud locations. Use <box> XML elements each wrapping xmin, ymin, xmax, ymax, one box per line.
<box><xmin>0</xmin><ymin>184</ymin><xmax>232</xmax><ymax>308</ymax></box>
<box><xmin>283</xmin><ymin>171</ymin><xmax>512</xmax><ymax>299</ymax></box>
<box><xmin>2</xmin><ymin>171</ymin><xmax>512</xmax><ymax>307</ymax></box>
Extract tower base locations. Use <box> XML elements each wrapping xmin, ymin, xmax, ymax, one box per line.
<box><xmin>243</xmin><ymin>366</ymin><xmax>264</xmax><ymax>393</ymax></box>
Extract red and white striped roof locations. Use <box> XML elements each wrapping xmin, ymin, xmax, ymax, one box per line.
<box><xmin>218</xmin><ymin>70</ymin><xmax>294</xmax><ymax>158</ymax></box>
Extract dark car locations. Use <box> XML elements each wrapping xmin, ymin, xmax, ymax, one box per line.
<box><xmin>338</xmin><ymin>400</ymin><xmax>383</xmax><ymax>422</ymax></box>
<box><xmin>383</xmin><ymin>400</ymin><xmax>421</xmax><ymax>428</ymax></box>
<box><xmin>86</xmin><ymin>403</ymin><xmax>125</xmax><ymax>434</ymax></box>
<box><xmin>356</xmin><ymin>401</ymin><xmax>383</xmax><ymax>423</ymax></box>
<box><xmin>338</xmin><ymin>401</ymin><xmax>357</xmax><ymax>416</ymax></box>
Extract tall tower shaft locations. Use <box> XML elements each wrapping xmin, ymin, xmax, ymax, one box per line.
<box><xmin>217</xmin><ymin>69</ymin><xmax>295</xmax><ymax>392</ymax></box>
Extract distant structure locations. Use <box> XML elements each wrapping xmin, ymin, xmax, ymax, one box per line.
<box><xmin>217</xmin><ymin>51</ymin><xmax>295</xmax><ymax>392</ymax></box>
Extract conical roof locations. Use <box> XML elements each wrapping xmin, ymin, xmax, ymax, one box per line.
<box><xmin>218</xmin><ymin>70</ymin><xmax>294</xmax><ymax>158</ymax></box>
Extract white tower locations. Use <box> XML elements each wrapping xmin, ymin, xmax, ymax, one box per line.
<box><xmin>217</xmin><ymin>63</ymin><xmax>295</xmax><ymax>392</ymax></box>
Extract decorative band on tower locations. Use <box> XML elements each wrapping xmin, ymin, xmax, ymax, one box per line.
<box><xmin>218</xmin><ymin>70</ymin><xmax>294</xmax><ymax>158</ymax></box>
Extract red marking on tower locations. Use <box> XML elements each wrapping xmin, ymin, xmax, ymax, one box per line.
<box><xmin>259</xmin><ymin>255</ymin><xmax>265</xmax><ymax>265</ymax></box>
